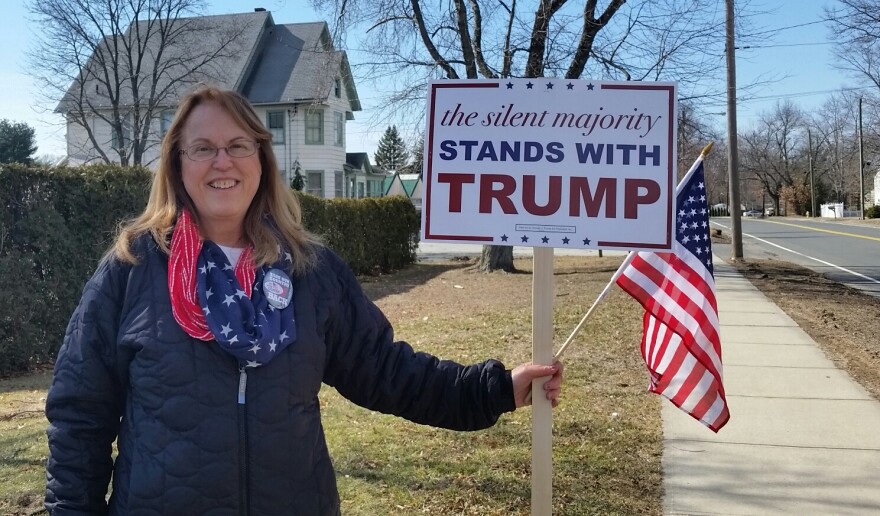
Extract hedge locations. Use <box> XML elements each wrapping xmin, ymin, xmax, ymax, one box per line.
<box><xmin>0</xmin><ymin>164</ymin><xmax>419</xmax><ymax>375</ymax></box>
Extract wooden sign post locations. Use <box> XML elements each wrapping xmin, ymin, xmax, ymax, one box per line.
<box><xmin>531</xmin><ymin>247</ymin><xmax>555</xmax><ymax>515</ymax></box>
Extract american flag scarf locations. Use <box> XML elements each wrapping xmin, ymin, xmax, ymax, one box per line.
<box><xmin>169</xmin><ymin>209</ymin><xmax>296</xmax><ymax>368</ymax></box>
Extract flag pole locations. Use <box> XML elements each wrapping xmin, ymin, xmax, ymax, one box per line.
<box><xmin>553</xmin><ymin>142</ymin><xmax>714</xmax><ymax>360</ymax></box>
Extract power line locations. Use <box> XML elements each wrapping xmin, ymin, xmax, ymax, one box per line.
<box><xmin>736</xmin><ymin>41</ymin><xmax>833</xmax><ymax>49</ymax></box>
<box><xmin>741</xmin><ymin>85</ymin><xmax>873</xmax><ymax>102</ymax></box>
<box><xmin>746</xmin><ymin>19</ymin><xmax>826</xmax><ymax>38</ymax></box>
<box><xmin>701</xmin><ymin>85</ymin><xmax>876</xmax><ymax>111</ymax></box>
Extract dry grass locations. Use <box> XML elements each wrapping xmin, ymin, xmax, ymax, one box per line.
<box><xmin>732</xmin><ymin>259</ymin><xmax>880</xmax><ymax>402</ymax></box>
<box><xmin>0</xmin><ymin>256</ymin><xmax>662</xmax><ymax>515</ymax></box>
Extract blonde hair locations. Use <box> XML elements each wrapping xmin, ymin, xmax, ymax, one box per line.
<box><xmin>114</xmin><ymin>85</ymin><xmax>320</xmax><ymax>274</ymax></box>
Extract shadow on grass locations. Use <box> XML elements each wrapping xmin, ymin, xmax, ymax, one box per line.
<box><xmin>335</xmin><ymin>461</ymin><xmax>530</xmax><ymax>501</ymax></box>
<box><xmin>0</xmin><ymin>371</ymin><xmax>52</xmax><ymax>395</ymax></box>
<box><xmin>358</xmin><ymin>262</ymin><xmax>466</xmax><ymax>302</ymax></box>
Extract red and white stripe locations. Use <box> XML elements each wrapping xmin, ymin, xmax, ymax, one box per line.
<box><xmin>168</xmin><ymin>209</ymin><xmax>255</xmax><ymax>341</ymax></box>
<box><xmin>617</xmin><ymin>241</ymin><xmax>729</xmax><ymax>432</ymax></box>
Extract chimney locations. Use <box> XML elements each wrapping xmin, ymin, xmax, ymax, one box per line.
<box><xmin>254</xmin><ymin>7</ymin><xmax>266</xmax><ymax>12</ymax></box>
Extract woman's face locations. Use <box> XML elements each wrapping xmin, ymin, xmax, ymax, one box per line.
<box><xmin>179</xmin><ymin>102</ymin><xmax>262</xmax><ymax>244</ymax></box>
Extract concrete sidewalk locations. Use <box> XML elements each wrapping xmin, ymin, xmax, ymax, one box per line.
<box><xmin>663</xmin><ymin>259</ymin><xmax>880</xmax><ymax>515</ymax></box>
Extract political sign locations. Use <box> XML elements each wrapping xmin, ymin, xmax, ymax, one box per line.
<box><xmin>421</xmin><ymin>79</ymin><xmax>677</xmax><ymax>251</ymax></box>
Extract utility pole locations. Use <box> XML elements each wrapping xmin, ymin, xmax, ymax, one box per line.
<box><xmin>809</xmin><ymin>129</ymin><xmax>816</xmax><ymax>217</ymax></box>
<box><xmin>726</xmin><ymin>0</ymin><xmax>743</xmax><ymax>259</ymax></box>
<box><xmin>859</xmin><ymin>97</ymin><xmax>865</xmax><ymax>220</ymax></box>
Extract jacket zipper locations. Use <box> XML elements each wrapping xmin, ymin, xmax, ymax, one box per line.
<box><xmin>238</xmin><ymin>366</ymin><xmax>249</xmax><ymax>516</ymax></box>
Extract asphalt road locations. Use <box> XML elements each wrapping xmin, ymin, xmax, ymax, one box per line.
<box><xmin>710</xmin><ymin>216</ymin><xmax>880</xmax><ymax>298</ymax></box>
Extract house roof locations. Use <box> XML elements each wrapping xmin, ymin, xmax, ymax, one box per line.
<box><xmin>56</xmin><ymin>11</ymin><xmax>270</xmax><ymax>113</ymax></box>
<box><xmin>345</xmin><ymin>152</ymin><xmax>386</xmax><ymax>176</ymax></box>
<box><xmin>383</xmin><ymin>172</ymin><xmax>421</xmax><ymax>197</ymax></box>
<box><xmin>57</xmin><ymin>11</ymin><xmax>360</xmax><ymax>114</ymax></box>
<box><xmin>242</xmin><ymin>22</ymin><xmax>360</xmax><ymax>112</ymax></box>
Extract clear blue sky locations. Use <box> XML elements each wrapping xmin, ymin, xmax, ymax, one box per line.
<box><xmin>0</xmin><ymin>0</ymin><xmax>859</xmax><ymax>159</ymax></box>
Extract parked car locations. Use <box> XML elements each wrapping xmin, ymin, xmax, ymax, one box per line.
<box><xmin>744</xmin><ymin>209</ymin><xmax>762</xmax><ymax>217</ymax></box>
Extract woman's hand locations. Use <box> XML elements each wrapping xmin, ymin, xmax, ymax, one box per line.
<box><xmin>511</xmin><ymin>360</ymin><xmax>564</xmax><ymax>408</ymax></box>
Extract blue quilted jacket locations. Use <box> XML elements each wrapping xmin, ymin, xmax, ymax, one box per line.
<box><xmin>45</xmin><ymin>234</ymin><xmax>515</xmax><ymax>515</ymax></box>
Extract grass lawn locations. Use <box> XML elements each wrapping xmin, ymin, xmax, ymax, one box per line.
<box><xmin>0</xmin><ymin>256</ymin><xmax>662</xmax><ymax>515</ymax></box>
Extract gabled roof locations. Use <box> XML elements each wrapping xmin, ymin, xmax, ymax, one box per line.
<box><xmin>57</xmin><ymin>11</ymin><xmax>360</xmax><ymax>114</ymax></box>
<box><xmin>242</xmin><ymin>22</ymin><xmax>360</xmax><ymax>112</ymax></box>
<box><xmin>383</xmin><ymin>172</ymin><xmax>421</xmax><ymax>198</ymax></box>
<box><xmin>57</xmin><ymin>11</ymin><xmax>271</xmax><ymax>113</ymax></box>
<box><xmin>346</xmin><ymin>152</ymin><xmax>386</xmax><ymax>176</ymax></box>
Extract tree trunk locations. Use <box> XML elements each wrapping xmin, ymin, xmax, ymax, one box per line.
<box><xmin>476</xmin><ymin>245</ymin><xmax>515</xmax><ymax>272</ymax></box>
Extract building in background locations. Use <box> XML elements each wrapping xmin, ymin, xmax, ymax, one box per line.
<box><xmin>383</xmin><ymin>172</ymin><xmax>422</xmax><ymax>212</ymax></box>
<box><xmin>57</xmin><ymin>9</ymin><xmax>366</xmax><ymax>198</ymax></box>
<box><xmin>873</xmin><ymin>170</ymin><xmax>880</xmax><ymax>207</ymax></box>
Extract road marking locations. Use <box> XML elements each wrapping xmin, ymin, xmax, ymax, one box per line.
<box><xmin>761</xmin><ymin>219</ymin><xmax>880</xmax><ymax>243</ymax></box>
<box><xmin>711</xmin><ymin>221</ymin><xmax>880</xmax><ymax>286</ymax></box>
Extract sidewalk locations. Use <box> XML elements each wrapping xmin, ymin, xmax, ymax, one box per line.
<box><xmin>663</xmin><ymin>258</ymin><xmax>880</xmax><ymax>515</ymax></box>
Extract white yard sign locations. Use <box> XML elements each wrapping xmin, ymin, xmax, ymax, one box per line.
<box><xmin>422</xmin><ymin>79</ymin><xmax>677</xmax><ymax>251</ymax></box>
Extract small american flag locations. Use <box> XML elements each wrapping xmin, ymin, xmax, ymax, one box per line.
<box><xmin>616</xmin><ymin>159</ymin><xmax>729</xmax><ymax>432</ymax></box>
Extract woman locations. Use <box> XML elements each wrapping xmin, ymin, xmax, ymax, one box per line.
<box><xmin>45</xmin><ymin>86</ymin><xmax>562</xmax><ymax>515</ymax></box>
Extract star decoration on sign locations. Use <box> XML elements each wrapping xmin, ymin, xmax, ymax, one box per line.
<box><xmin>500</xmin><ymin>234</ymin><xmax>508</xmax><ymax>242</ymax></box>
<box><xmin>583</xmin><ymin>237</ymin><xmax>591</xmax><ymax>245</ymax></box>
<box><xmin>526</xmin><ymin>82</ymin><xmax>534</xmax><ymax>89</ymax></box>
<box><xmin>546</xmin><ymin>82</ymin><xmax>554</xmax><ymax>89</ymax></box>
<box><xmin>567</xmin><ymin>83</ymin><xmax>574</xmax><ymax>90</ymax></box>
<box><xmin>506</xmin><ymin>82</ymin><xmax>513</xmax><ymax>89</ymax></box>
<box><xmin>541</xmin><ymin>236</ymin><xmax>550</xmax><ymax>243</ymax></box>
<box><xmin>587</xmin><ymin>83</ymin><xmax>595</xmax><ymax>90</ymax></box>
<box><xmin>562</xmin><ymin>237</ymin><xmax>570</xmax><ymax>244</ymax></box>
<box><xmin>521</xmin><ymin>235</ymin><xmax>529</xmax><ymax>243</ymax></box>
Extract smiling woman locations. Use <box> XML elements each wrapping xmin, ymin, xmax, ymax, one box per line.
<box><xmin>179</xmin><ymin>103</ymin><xmax>263</xmax><ymax>247</ymax></box>
<box><xmin>43</xmin><ymin>86</ymin><xmax>564</xmax><ymax>515</ymax></box>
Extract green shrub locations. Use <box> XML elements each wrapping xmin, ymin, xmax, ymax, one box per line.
<box><xmin>0</xmin><ymin>165</ymin><xmax>419</xmax><ymax>375</ymax></box>
<box><xmin>866</xmin><ymin>205</ymin><xmax>880</xmax><ymax>219</ymax></box>
<box><xmin>298</xmin><ymin>193</ymin><xmax>420</xmax><ymax>275</ymax></box>
<box><xmin>0</xmin><ymin>164</ymin><xmax>152</xmax><ymax>375</ymax></box>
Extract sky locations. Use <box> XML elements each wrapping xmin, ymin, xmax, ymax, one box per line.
<box><xmin>0</xmin><ymin>0</ymin><xmax>862</xmax><ymax>160</ymax></box>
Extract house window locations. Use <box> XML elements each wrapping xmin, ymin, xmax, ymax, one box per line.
<box><xmin>357</xmin><ymin>182</ymin><xmax>365</xmax><ymax>198</ymax></box>
<box><xmin>160</xmin><ymin>110</ymin><xmax>174</xmax><ymax>137</ymax></box>
<box><xmin>267</xmin><ymin>111</ymin><xmax>285</xmax><ymax>144</ymax></box>
<box><xmin>334</xmin><ymin>112</ymin><xmax>344</xmax><ymax>146</ymax></box>
<box><xmin>334</xmin><ymin>78</ymin><xmax>341</xmax><ymax>98</ymax></box>
<box><xmin>307</xmin><ymin>170</ymin><xmax>324</xmax><ymax>197</ymax></box>
<box><xmin>334</xmin><ymin>171</ymin><xmax>344</xmax><ymax>198</ymax></box>
<box><xmin>305</xmin><ymin>109</ymin><xmax>323</xmax><ymax>145</ymax></box>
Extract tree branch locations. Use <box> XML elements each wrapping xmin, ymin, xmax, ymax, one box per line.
<box><xmin>410</xmin><ymin>0</ymin><xmax>459</xmax><ymax>78</ymax></box>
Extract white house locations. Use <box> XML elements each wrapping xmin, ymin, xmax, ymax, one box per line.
<box><xmin>873</xmin><ymin>170</ymin><xmax>880</xmax><ymax>207</ymax></box>
<box><xmin>343</xmin><ymin>153</ymin><xmax>388</xmax><ymax>199</ymax></box>
<box><xmin>56</xmin><ymin>9</ymin><xmax>366</xmax><ymax>198</ymax></box>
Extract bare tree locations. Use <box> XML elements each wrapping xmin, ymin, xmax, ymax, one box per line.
<box><xmin>28</xmin><ymin>0</ymin><xmax>249</xmax><ymax>166</ymax></box>
<box><xmin>826</xmin><ymin>0</ymin><xmax>880</xmax><ymax>92</ymax></box>
<box><xmin>678</xmin><ymin>101</ymin><xmax>726</xmax><ymax>205</ymax></box>
<box><xmin>807</xmin><ymin>92</ymin><xmax>861</xmax><ymax>206</ymax></box>
<box><xmin>739</xmin><ymin>100</ymin><xmax>811</xmax><ymax>214</ymax></box>
<box><xmin>310</xmin><ymin>0</ymin><xmax>755</xmax><ymax>271</ymax></box>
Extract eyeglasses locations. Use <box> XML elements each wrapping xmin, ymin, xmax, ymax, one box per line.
<box><xmin>180</xmin><ymin>141</ymin><xmax>260</xmax><ymax>161</ymax></box>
